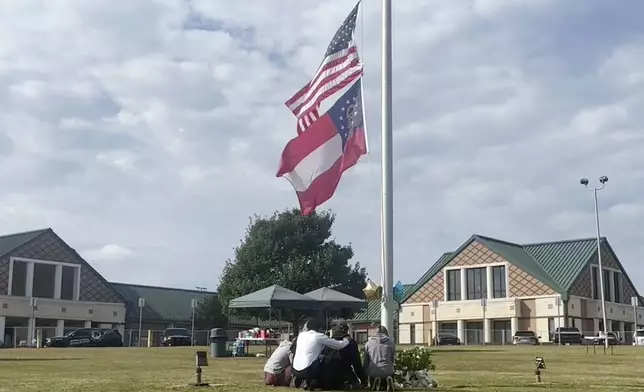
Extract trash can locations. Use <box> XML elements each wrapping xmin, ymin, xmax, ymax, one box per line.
<box><xmin>210</xmin><ymin>328</ymin><xmax>227</xmax><ymax>358</ymax></box>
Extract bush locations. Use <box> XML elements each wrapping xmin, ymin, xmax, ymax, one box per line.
<box><xmin>394</xmin><ymin>346</ymin><xmax>435</xmax><ymax>376</ymax></box>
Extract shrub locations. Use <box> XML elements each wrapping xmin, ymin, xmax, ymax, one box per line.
<box><xmin>394</xmin><ymin>346</ymin><xmax>435</xmax><ymax>375</ymax></box>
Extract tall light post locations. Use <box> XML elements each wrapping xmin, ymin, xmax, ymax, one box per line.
<box><xmin>580</xmin><ymin>176</ymin><xmax>609</xmax><ymax>349</ymax></box>
<box><xmin>191</xmin><ymin>298</ymin><xmax>198</xmax><ymax>346</ymax></box>
<box><xmin>137</xmin><ymin>297</ymin><xmax>145</xmax><ymax>347</ymax></box>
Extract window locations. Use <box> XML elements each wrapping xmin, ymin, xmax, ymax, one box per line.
<box><xmin>70</xmin><ymin>329</ymin><xmax>91</xmax><ymax>338</ymax></box>
<box><xmin>10</xmin><ymin>260</ymin><xmax>27</xmax><ymax>296</ymax></box>
<box><xmin>61</xmin><ymin>266</ymin><xmax>76</xmax><ymax>300</ymax></box>
<box><xmin>446</xmin><ymin>269</ymin><xmax>461</xmax><ymax>301</ymax></box>
<box><xmin>410</xmin><ymin>324</ymin><xmax>416</xmax><ymax>344</ymax></box>
<box><xmin>613</xmin><ymin>272</ymin><xmax>621</xmax><ymax>303</ymax></box>
<box><xmin>466</xmin><ymin>268</ymin><xmax>487</xmax><ymax>300</ymax></box>
<box><xmin>492</xmin><ymin>266</ymin><xmax>506</xmax><ymax>298</ymax></box>
<box><xmin>603</xmin><ymin>269</ymin><xmax>611</xmax><ymax>301</ymax></box>
<box><xmin>33</xmin><ymin>263</ymin><xmax>56</xmax><ymax>298</ymax></box>
<box><xmin>591</xmin><ymin>267</ymin><xmax>599</xmax><ymax>300</ymax></box>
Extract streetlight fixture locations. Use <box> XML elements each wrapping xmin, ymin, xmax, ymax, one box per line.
<box><xmin>580</xmin><ymin>175</ymin><xmax>609</xmax><ymax>349</ymax></box>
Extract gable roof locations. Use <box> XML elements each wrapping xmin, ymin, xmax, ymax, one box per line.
<box><xmin>403</xmin><ymin>234</ymin><xmax>641</xmax><ymax>303</ymax></box>
<box><xmin>475</xmin><ymin>235</ymin><xmax>565</xmax><ymax>294</ymax></box>
<box><xmin>523</xmin><ymin>237</ymin><xmax>599</xmax><ymax>291</ymax></box>
<box><xmin>0</xmin><ymin>228</ymin><xmax>126</xmax><ymax>304</ymax></box>
<box><xmin>402</xmin><ymin>252</ymin><xmax>453</xmax><ymax>302</ymax></box>
<box><xmin>111</xmin><ymin>282</ymin><xmax>216</xmax><ymax>322</ymax></box>
<box><xmin>0</xmin><ymin>228</ymin><xmax>49</xmax><ymax>256</ymax></box>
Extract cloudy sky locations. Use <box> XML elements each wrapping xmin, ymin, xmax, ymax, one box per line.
<box><xmin>1</xmin><ymin>0</ymin><xmax>644</xmax><ymax>292</ymax></box>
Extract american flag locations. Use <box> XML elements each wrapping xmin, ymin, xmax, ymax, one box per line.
<box><xmin>286</xmin><ymin>1</ymin><xmax>363</xmax><ymax>134</ymax></box>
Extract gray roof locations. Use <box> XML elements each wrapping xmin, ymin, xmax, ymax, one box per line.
<box><xmin>111</xmin><ymin>282</ymin><xmax>216</xmax><ymax>322</ymax></box>
<box><xmin>229</xmin><ymin>285</ymin><xmax>321</xmax><ymax>310</ymax></box>
<box><xmin>0</xmin><ymin>228</ymin><xmax>49</xmax><ymax>256</ymax></box>
<box><xmin>304</xmin><ymin>287</ymin><xmax>366</xmax><ymax>310</ymax></box>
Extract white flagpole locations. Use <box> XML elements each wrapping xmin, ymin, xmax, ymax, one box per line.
<box><xmin>380</xmin><ymin>0</ymin><xmax>394</xmax><ymax>336</ymax></box>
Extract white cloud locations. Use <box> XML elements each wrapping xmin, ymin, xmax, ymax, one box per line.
<box><xmin>84</xmin><ymin>244</ymin><xmax>135</xmax><ymax>262</ymax></box>
<box><xmin>0</xmin><ymin>0</ymin><xmax>643</xmax><ymax>290</ymax></box>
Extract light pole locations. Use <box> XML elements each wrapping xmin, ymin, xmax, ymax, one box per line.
<box><xmin>137</xmin><ymin>297</ymin><xmax>145</xmax><ymax>347</ymax></box>
<box><xmin>29</xmin><ymin>298</ymin><xmax>37</xmax><ymax>348</ymax></box>
<box><xmin>580</xmin><ymin>176</ymin><xmax>609</xmax><ymax>349</ymax></box>
<box><xmin>191</xmin><ymin>298</ymin><xmax>198</xmax><ymax>346</ymax></box>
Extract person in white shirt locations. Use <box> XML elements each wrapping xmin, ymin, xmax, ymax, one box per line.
<box><xmin>263</xmin><ymin>339</ymin><xmax>293</xmax><ymax>386</ymax></box>
<box><xmin>292</xmin><ymin>318</ymin><xmax>350</xmax><ymax>389</ymax></box>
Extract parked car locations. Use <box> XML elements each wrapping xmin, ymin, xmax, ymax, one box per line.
<box><xmin>44</xmin><ymin>328</ymin><xmax>123</xmax><ymax>348</ymax></box>
<box><xmin>633</xmin><ymin>329</ymin><xmax>644</xmax><ymax>347</ymax></box>
<box><xmin>433</xmin><ymin>333</ymin><xmax>461</xmax><ymax>346</ymax></box>
<box><xmin>512</xmin><ymin>330</ymin><xmax>540</xmax><ymax>345</ymax></box>
<box><xmin>162</xmin><ymin>328</ymin><xmax>192</xmax><ymax>346</ymax></box>
<box><xmin>551</xmin><ymin>327</ymin><xmax>582</xmax><ymax>345</ymax></box>
<box><xmin>592</xmin><ymin>332</ymin><xmax>620</xmax><ymax>346</ymax></box>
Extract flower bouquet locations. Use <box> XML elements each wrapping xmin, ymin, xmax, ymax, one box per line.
<box><xmin>394</xmin><ymin>346</ymin><xmax>438</xmax><ymax>389</ymax></box>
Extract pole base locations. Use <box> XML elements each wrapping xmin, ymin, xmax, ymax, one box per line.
<box><xmin>190</xmin><ymin>383</ymin><xmax>210</xmax><ymax>387</ymax></box>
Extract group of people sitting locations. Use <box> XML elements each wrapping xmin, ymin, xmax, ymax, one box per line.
<box><xmin>263</xmin><ymin>318</ymin><xmax>395</xmax><ymax>390</ymax></box>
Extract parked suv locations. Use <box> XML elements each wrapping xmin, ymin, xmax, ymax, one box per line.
<box><xmin>551</xmin><ymin>327</ymin><xmax>582</xmax><ymax>345</ymax></box>
<box><xmin>512</xmin><ymin>330</ymin><xmax>540</xmax><ymax>345</ymax></box>
<box><xmin>162</xmin><ymin>328</ymin><xmax>192</xmax><ymax>346</ymax></box>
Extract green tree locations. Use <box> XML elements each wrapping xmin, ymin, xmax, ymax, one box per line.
<box><xmin>217</xmin><ymin>208</ymin><xmax>367</xmax><ymax>332</ymax></box>
<box><xmin>195</xmin><ymin>295</ymin><xmax>228</xmax><ymax>329</ymax></box>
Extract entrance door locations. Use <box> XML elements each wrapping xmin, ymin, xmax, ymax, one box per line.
<box><xmin>466</xmin><ymin>322</ymin><xmax>483</xmax><ymax>344</ymax></box>
<box><xmin>493</xmin><ymin>320</ymin><xmax>511</xmax><ymax>344</ymax></box>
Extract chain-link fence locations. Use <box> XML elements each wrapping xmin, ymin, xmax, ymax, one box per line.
<box><xmin>403</xmin><ymin>327</ymin><xmax>638</xmax><ymax>346</ymax></box>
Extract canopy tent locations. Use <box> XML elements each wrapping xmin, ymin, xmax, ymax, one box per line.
<box><xmin>304</xmin><ymin>287</ymin><xmax>367</xmax><ymax>311</ymax></box>
<box><xmin>228</xmin><ymin>285</ymin><xmax>321</xmax><ymax>310</ymax></box>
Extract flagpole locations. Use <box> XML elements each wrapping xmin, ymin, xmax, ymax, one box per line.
<box><xmin>380</xmin><ymin>0</ymin><xmax>394</xmax><ymax>337</ymax></box>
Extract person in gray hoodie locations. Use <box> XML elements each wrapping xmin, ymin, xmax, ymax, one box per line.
<box><xmin>363</xmin><ymin>325</ymin><xmax>396</xmax><ymax>380</ymax></box>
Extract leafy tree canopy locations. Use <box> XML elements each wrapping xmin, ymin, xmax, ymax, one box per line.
<box><xmin>217</xmin><ymin>208</ymin><xmax>368</xmax><ymax>327</ymax></box>
<box><xmin>195</xmin><ymin>295</ymin><xmax>228</xmax><ymax>329</ymax></box>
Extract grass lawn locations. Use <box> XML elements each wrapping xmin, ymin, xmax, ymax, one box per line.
<box><xmin>0</xmin><ymin>345</ymin><xmax>643</xmax><ymax>391</ymax></box>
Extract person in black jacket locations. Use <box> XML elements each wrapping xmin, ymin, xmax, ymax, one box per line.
<box><xmin>319</xmin><ymin>322</ymin><xmax>366</xmax><ymax>389</ymax></box>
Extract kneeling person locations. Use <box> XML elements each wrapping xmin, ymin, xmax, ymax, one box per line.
<box><xmin>264</xmin><ymin>339</ymin><xmax>294</xmax><ymax>386</ymax></box>
<box><xmin>363</xmin><ymin>326</ymin><xmax>395</xmax><ymax>383</ymax></box>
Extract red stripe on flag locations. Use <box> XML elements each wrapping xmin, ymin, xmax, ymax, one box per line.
<box><xmin>276</xmin><ymin>115</ymin><xmax>337</xmax><ymax>177</ymax></box>
<box><xmin>286</xmin><ymin>46</ymin><xmax>359</xmax><ymax>109</ymax></box>
<box><xmin>288</xmin><ymin>58</ymin><xmax>362</xmax><ymax>116</ymax></box>
<box><xmin>295</xmin><ymin>128</ymin><xmax>367</xmax><ymax>216</ymax></box>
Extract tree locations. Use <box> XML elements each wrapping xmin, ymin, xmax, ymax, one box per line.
<box><xmin>195</xmin><ymin>295</ymin><xmax>228</xmax><ymax>329</ymax></box>
<box><xmin>217</xmin><ymin>208</ymin><xmax>368</xmax><ymax>332</ymax></box>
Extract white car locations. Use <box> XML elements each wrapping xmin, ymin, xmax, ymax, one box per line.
<box><xmin>633</xmin><ymin>329</ymin><xmax>644</xmax><ymax>346</ymax></box>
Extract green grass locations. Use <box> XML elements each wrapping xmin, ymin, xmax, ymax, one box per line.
<box><xmin>0</xmin><ymin>345</ymin><xmax>643</xmax><ymax>391</ymax></box>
